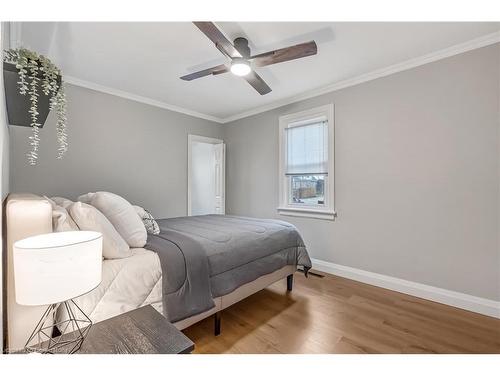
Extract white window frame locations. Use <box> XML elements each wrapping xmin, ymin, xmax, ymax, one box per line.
<box><xmin>278</xmin><ymin>104</ymin><xmax>336</xmax><ymax>220</ymax></box>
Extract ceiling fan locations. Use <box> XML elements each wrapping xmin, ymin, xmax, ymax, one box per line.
<box><xmin>180</xmin><ymin>22</ymin><xmax>318</xmax><ymax>95</ymax></box>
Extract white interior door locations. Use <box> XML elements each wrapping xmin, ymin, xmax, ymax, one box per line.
<box><xmin>214</xmin><ymin>142</ymin><xmax>225</xmax><ymax>214</ymax></box>
<box><xmin>188</xmin><ymin>135</ymin><xmax>225</xmax><ymax>216</ymax></box>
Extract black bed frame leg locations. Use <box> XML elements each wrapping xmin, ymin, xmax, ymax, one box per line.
<box><xmin>287</xmin><ymin>274</ymin><xmax>294</xmax><ymax>291</ymax></box>
<box><xmin>214</xmin><ymin>311</ymin><xmax>221</xmax><ymax>336</ymax></box>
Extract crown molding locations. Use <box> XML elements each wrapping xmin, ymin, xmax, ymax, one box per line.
<box><xmin>61</xmin><ymin>31</ymin><xmax>499</xmax><ymax>125</ymax></box>
<box><xmin>63</xmin><ymin>76</ymin><xmax>225</xmax><ymax>123</ymax></box>
<box><xmin>223</xmin><ymin>30</ymin><xmax>500</xmax><ymax>123</ymax></box>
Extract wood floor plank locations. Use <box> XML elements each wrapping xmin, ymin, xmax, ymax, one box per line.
<box><xmin>183</xmin><ymin>272</ymin><xmax>500</xmax><ymax>354</ymax></box>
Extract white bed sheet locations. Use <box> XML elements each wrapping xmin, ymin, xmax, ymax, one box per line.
<box><xmin>59</xmin><ymin>248</ymin><xmax>163</xmax><ymax>324</ymax></box>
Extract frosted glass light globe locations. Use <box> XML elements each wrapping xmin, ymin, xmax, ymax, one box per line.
<box><xmin>230</xmin><ymin>59</ymin><xmax>251</xmax><ymax>76</ymax></box>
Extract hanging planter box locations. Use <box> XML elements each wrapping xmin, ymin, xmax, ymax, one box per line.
<box><xmin>3</xmin><ymin>62</ymin><xmax>61</xmax><ymax>128</ymax></box>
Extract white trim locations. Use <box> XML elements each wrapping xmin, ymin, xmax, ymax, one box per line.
<box><xmin>277</xmin><ymin>207</ymin><xmax>336</xmax><ymax>220</ymax></box>
<box><xmin>47</xmin><ymin>31</ymin><xmax>499</xmax><ymax>125</ymax></box>
<box><xmin>187</xmin><ymin>134</ymin><xmax>225</xmax><ymax>216</ymax></box>
<box><xmin>188</xmin><ymin>134</ymin><xmax>224</xmax><ymax>145</ymax></box>
<box><xmin>63</xmin><ymin>76</ymin><xmax>224</xmax><ymax>123</ymax></box>
<box><xmin>8</xmin><ymin>22</ymin><xmax>21</xmax><ymax>49</ymax></box>
<box><xmin>311</xmin><ymin>258</ymin><xmax>500</xmax><ymax>319</ymax></box>
<box><xmin>278</xmin><ymin>104</ymin><xmax>335</xmax><ymax>220</ymax></box>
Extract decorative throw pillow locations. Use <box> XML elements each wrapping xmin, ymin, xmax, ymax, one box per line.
<box><xmin>78</xmin><ymin>192</ymin><xmax>147</xmax><ymax>248</ymax></box>
<box><xmin>133</xmin><ymin>205</ymin><xmax>160</xmax><ymax>235</ymax></box>
<box><xmin>44</xmin><ymin>196</ymin><xmax>79</xmax><ymax>232</ymax></box>
<box><xmin>69</xmin><ymin>202</ymin><xmax>131</xmax><ymax>259</ymax></box>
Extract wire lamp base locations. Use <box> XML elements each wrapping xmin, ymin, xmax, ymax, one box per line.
<box><xmin>25</xmin><ymin>299</ymin><xmax>92</xmax><ymax>354</ymax></box>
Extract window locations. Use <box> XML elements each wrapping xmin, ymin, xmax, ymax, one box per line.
<box><xmin>278</xmin><ymin>104</ymin><xmax>335</xmax><ymax>220</ymax></box>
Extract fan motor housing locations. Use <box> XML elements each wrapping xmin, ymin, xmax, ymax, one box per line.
<box><xmin>234</xmin><ymin>37</ymin><xmax>251</xmax><ymax>58</ymax></box>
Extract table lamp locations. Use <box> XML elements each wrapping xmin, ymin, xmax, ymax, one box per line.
<box><xmin>13</xmin><ymin>231</ymin><xmax>102</xmax><ymax>354</ymax></box>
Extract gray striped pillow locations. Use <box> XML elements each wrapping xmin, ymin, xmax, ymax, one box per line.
<box><xmin>141</xmin><ymin>209</ymin><xmax>160</xmax><ymax>235</ymax></box>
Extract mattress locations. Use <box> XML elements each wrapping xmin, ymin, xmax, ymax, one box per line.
<box><xmin>148</xmin><ymin>215</ymin><xmax>311</xmax><ymax>320</ymax></box>
<box><xmin>155</xmin><ymin>215</ymin><xmax>310</xmax><ymax>276</ymax></box>
<box><xmin>59</xmin><ymin>248</ymin><xmax>293</xmax><ymax>325</ymax></box>
<box><xmin>209</xmin><ymin>247</ymin><xmax>299</xmax><ymax>297</ymax></box>
<box><xmin>62</xmin><ymin>215</ymin><xmax>310</xmax><ymax>325</ymax></box>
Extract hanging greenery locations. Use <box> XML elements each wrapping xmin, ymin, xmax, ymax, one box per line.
<box><xmin>3</xmin><ymin>48</ymin><xmax>68</xmax><ymax>165</ymax></box>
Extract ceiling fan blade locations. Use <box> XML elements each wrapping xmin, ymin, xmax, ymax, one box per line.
<box><xmin>180</xmin><ymin>64</ymin><xmax>228</xmax><ymax>81</ymax></box>
<box><xmin>243</xmin><ymin>71</ymin><xmax>272</xmax><ymax>95</ymax></box>
<box><xmin>193</xmin><ymin>22</ymin><xmax>242</xmax><ymax>59</ymax></box>
<box><xmin>250</xmin><ymin>41</ymin><xmax>317</xmax><ymax>68</ymax></box>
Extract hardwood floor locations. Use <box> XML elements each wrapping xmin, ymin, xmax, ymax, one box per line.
<box><xmin>183</xmin><ymin>271</ymin><xmax>500</xmax><ymax>353</ymax></box>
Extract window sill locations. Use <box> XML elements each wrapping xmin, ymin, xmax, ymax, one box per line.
<box><xmin>277</xmin><ymin>206</ymin><xmax>337</xmax><ymax>221</ymax></box>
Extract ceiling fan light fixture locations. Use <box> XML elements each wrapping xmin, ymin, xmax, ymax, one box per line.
<box><xmin>230</xmin><ymin>59</ymin><xmax>251</xmax><ymax>76</ymax></box>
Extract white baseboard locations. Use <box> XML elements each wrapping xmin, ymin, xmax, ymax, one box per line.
<box><xmin>311</xmin><ymin>258</ymin><xmax>500</xmax><ymax>319</ymax></box>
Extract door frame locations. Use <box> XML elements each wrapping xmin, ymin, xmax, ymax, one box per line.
<box><xmin>187</xmin><ymin>134</ymin><xmax>225</xmax><ymax>216</ymax></box>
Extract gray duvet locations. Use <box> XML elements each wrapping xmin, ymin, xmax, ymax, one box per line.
<box><xmin>145</xmin><ymin>215</ymin><xmax>311</xmax><ymax>323</ymax></box>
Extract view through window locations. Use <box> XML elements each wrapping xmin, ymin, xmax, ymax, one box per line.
<box><xmin>290</xmin><ymin>175</ymin><xmax>325</xmax><ymax>206</ymax></box>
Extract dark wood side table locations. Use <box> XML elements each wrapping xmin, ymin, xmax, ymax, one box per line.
<box><xmin>77</xmin><ymin>305</ymin><xmax>194</xmax><ymax>354</ymax></box>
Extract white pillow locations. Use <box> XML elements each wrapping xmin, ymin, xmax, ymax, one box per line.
<box><xmin>69</xmin><ymin>202</ymin><xmax>131</xmax><ymax>259</ymax></box>
<box><xmin>44</xmin><ymin>196</ymin><xmax>79</xmax><ymax>232</ymax></box>
<box><xmin>79</xmin><ymin>192</ymin><xmax>147</xmax><ymax>248</ymax></box>
<box><xmin>133</xmin><ymin>205</ymin><xmax>146</xmax><ymax>218</ymax></box>
<box><xmin>51</xmin><ymin>196</ymin><xmax>74</xmax><ymax>210</ymax></box>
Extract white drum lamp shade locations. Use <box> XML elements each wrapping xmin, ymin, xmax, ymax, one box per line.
<box><xmin>13</xmin><ymin>231</ymin><xmax>103</xmax><ymax>306</ymax></box>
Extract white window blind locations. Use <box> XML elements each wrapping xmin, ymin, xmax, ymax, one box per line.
<box><xmin>286</xmin><ymin>120</ymin><xmax>328</xmax><ymax>175</ymax></box>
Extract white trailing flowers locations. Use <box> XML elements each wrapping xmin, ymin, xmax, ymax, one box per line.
<box><xmin>3</xmin><ymin>48</ymin><xmax>68</xmax><ymax>165</ymax></box>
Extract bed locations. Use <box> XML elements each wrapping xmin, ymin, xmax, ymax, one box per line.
<box><xmin>4</xmin><ymin>194</ymin><xmax>311</xmax><ymax>351</ymax></box>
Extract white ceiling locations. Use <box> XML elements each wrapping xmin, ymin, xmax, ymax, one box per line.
<box><xmin>15</xmin><ymin>22</ymin><xmax>500</xmax><ymax>122</ymax></box>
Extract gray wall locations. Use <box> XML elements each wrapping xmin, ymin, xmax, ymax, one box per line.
<box><xmin>10</xmin><ymin>84</ymin><xmax>224</xmax><ymax>218</ymax></box>
<box><xmin>7</xmin><ymin>43</ymin><xmax>500</xmax><ymax>301</ymax></box>
<box><xmin>224</xmin><ymin>44</ymin><xmax>500</xmax><ymax>300</ymax></box>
